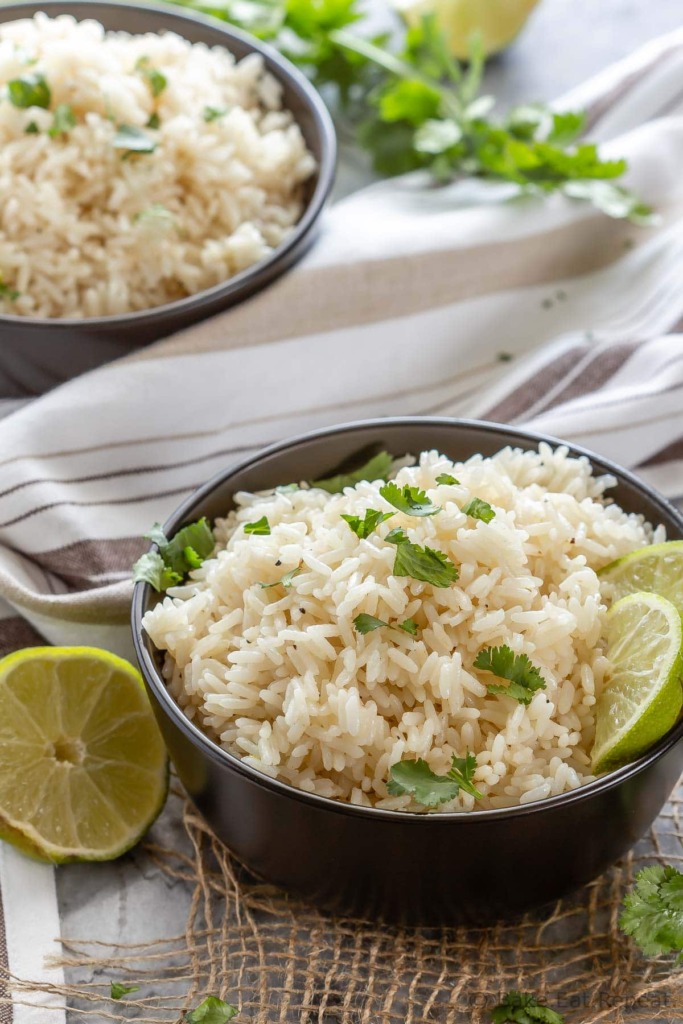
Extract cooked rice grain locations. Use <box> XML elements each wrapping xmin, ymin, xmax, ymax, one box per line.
<box><xmin>142</xmin><ymin>444</ymin><xmax>664</xmax><ymax>811</ymax></box>
<box><xmin>0</xmin><ymin>14</ymin><xmax>315</xmax><ymax>317</ymax></box>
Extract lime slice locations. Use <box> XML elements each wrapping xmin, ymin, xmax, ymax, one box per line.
<box><xmin>0</xmin><ymin>647</ymin><xmax>168</xmax><ymax>862</ymax></box>
<box><xmin>599</xmin><ymin>541</ymin><xmax>683</xmax><ymax>612</ymax></box>
<box><xmin>591</xmin><ymin>593</ymin><xmax>683</xmax><ymax>774</ymax></box>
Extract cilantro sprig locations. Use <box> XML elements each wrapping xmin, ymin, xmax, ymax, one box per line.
<box><xmin>490</xmin><ymin>991</ymin><xmax>565</xmax><ymax>1024</ymax></box>
<box><xmin>386</xmin><ymin>527</ymin><xmax>458</xmax><ymax>587</ymax></box>
<box><xmin>474</xmin><ymin>645</ymin><xmax>546</xmax><ymax>704</ymax></box>
<box><xmin>7</xmin><ymin>71</ymin><xmax>51</xmax><ymax>108</ymax></box>
<box><xmin>110</xmin><ymin>982</ymin><xmax>140</xmax><ymax>1000</ymax></box>
<box><xmin>463</xmin><ymin>496</ymin><xmax>495</xmax><ymax>523</ymax></box>
<box><xmin>313</xmin><ymin>451</ymin><xmax>394</xmax><ymax>493</ymax></box>
<box><xmin>244</xmin><ymin>516</ymin><xmax>271</xmax><ymax>535</ymax></box>
<box><xmin>436</xmin><ymin>473</ymin><xmax>459</xmax><ymax>485</ymax></box>
<box><xmin>380</xmin><ymin>481</ymin><xmax>440</xmax><ymax>517</ymax></box>
<box><xmin>167</xmin><ymin>0</ymin><xmax>653</xmax><ymax>223</ymax></box>
<box><xmin>388</xmin><ymin>752</ymin><xmax>482</xmax><ymax>806</ymax></box>
<box><xmin>354</xmin><ymin>613</ymin><xmax>419</xmax><ymax>636</ymax></box>
<box><xmin>258</xmin><ymin>565</ymin><xmax>303</xmax><ymax>589</ymax></box>
<box><xmin>133</xmin><ymin>518</ymin><xmax>215</xmax><ymax>592</ymax></box>
<box><xmin>341</xmin><ymin>508</ymin><xmax>394</xmax><ymax>538</ymax></box>
<box><xmin>135</xmin><ymin>56</ymin><xmax>167</xmax><ymax>98</ymax></box>
<box><xmin>113</xmin><ymin>123</ymin><xmax>157</xmax><ymax>157</ymax></box>
<box><xmin>186</xmin><ymin>996</ymin><xmax>238</xmax><ymax>1023</ymax></box>
<box><xmin>620</xmin><ymin>865</ymin><xmax>683</xmax><ymax>959</ymax></box>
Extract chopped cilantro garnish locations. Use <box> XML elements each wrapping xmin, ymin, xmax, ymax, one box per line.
<box><xmin>132</xmin><ymin>518</ymin><xmax>215</xmax><ymax>592</ymax></box>
<box><xmin>258</xmin><ymin>565</ymin><xmax>302</xmax><ymax>589</ymax></box>
<box><xmin>353</xmin><ymin>613</ymin><xmax>420</xmax><ymax>636</ymax></box>
<box><xmin>133</xmin><ymin>203</ymin><xmax>175</xmax><ymax>227</ymax></box>
<box><xmin>462</xmin><ymin>497</ymin><xmax>496</xmax><ymax>523</ymax></box>
<box><xmin>620</xmin><ymin>865</ymin><xmax>683</xmax><ymax>959</ymax></box>
<box><xmin>110</xmin><ymin>982</ymin><xmax>140</xmax><ymax>1000</ymax></box>
<box><xmin>113</xmin><ymin>124</ymin><xmax>157</xmax><ymax>157</ymax></box>
<box><xmin>474</xmin><ymin>645</ymin><xmax>546</xmax><ymax>704</ymax></box>
<box><xmin>313</xmin><ymin>451</ymin><xmax>394</xmax><ymax>493</ymax></box>
<box><xmin>341</xmin><ymin>508</ymin><xmax>393</xmax><ymax>538</ymax></box>
<box><xmin>135</xmin><ymin>56</ymin><xmax>167</xmax><ymax>98</ymax></box>
<box><xmin>380</xmin><ymin>481</ymin><xmax>440</xmax><ymax>517</ymax></box>
<box><xmin>490</xmin><ymin>990</ymin><xmax>565</xmax><ymax>1024</ymax></box>
<box><xmin>0</xmin><ymin>282</ymin><xmax>20</xmax><ymax>301</ymax></box>
<box><xmin>48</xmin><ymin>103</ymin><xmax>76</xmax><ymax>137</ymax></box>
<box><xmin>275</xmin><ymin>483</ymin><xmax>299</xmax><ymax>493</ymax></box>
<box><xmin>436</xmin><ymin>473</ymin><xmax>459</xmax><ymax>485</ymax></box>
<box><xmin>203</xmin><ymin>105</ymin><xmax>229</xmax><ymax>122</ymax></box>
<box><xmin>244</xmin><ymin>516</ymin><xmax>271</xmax><ymax>535</ymax></box>
<box><xmin>24</xmin><ymin>120</ymin><xmax>39</xmax><ymax>133</ymax></box>
<box><xmin>388</xmin><ymin>752</ymin><xmax>482</xmax><ymax>806</ymax></box>
<box><xmin>186</xmin><ymin>996</ymin><xmax>239</xmax><ymax>1023</ymax></box>
<box><xmin>8</xmin><ymin>71</ymin><xmax>51</xmax><ymax>109</ymax></box>
<box><xmin>385</xmin><ymin>527</ymin><xmax>458</xmax><ymax>587</ymax></box>
<box><xmin>147</xmin><ymin>111</ymin><xmax>161</xmax><ymax>129</ymax></box>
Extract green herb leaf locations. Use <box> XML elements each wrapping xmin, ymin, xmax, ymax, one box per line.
<box><xmin>620</xmin><ymin>865</ymin><xmax>683</xmax><ymax>958</ymax></box>
<box><xmin>398</xmin><ymin>617</ymin><xmax>418</xmax><ymax>635</ymax></box>
<box><xmin>491</xmin><ymin>990</ymin><xmax>565</xmax><ymax>1024</ymax></box>
<box><xmin>132</xmin><ymin>518</ymin><xmax>214</xmax><ymax>592</ymax></box>
<box><xmin>379</xmin><ymin>79</ymin><xmax>441</xmax><ymax>126</ymax></box>
<box><xmin>474</xmin><ymin>645</ymin><xmax>546</xmax><ymax>705</ymax></box>
<box><xmin>110</xmin><ymin>982</ymin><xmax>140</xmax><ymax>1000</ymax></box>
<box><xmin>462</xmin><ymin>497</ymin><xmax>495</xmax><ymax>523</ymax></box>
<box><xmin>48</xmin><ymin>103</ymin><xmax>76</xmax><ymax>137</ymax></box>
<box><xmin>203</xmin><ymin>105</ymin><xmax>229</xmax><ymax>122</ymax></box>
<box><xmin>258</xmin><ymin>565</ymin><xmax>302</xmax><ymax>589</ymax></box>
<box><xmin>388</xmin><ymin>752</ymin><xmax>482</xmax><ymax>806</ymax></box>
<box><xmin>186</xmin><ymin>996</ymin><xmax>239</xmax><ymax>1023</ymax></box>
<box><xmin>147</xmin><ymin>111</ymin><xmax>161</xmax><ymax>129</ymax></box>
<box><xmin>436</xmin><ymin>473</ymin><xmax>459</xmax><ymax>485</ymax></box>
<box><xmin>113</xmin><ymin>124</ymin><xmax>157</xmax><ymax>156</ymax></box>
<box><xmin>24</xmin><ymin>120</ymin><xmax>39</xmax><ymax>133</ymax></box>
<box><xmin>244</xmin><ymin>516</ymin><xmax>271</xmax><ymax>535</ymax></box>
<box><xmin>353</xmin><ymin>613</ymin><xmax>389</xmax><ymax>634</ymax></box>
<box><xmin>385</xmin><ymin>528</ymin><xmax>458</xmax><ymax>587</ymax></box>
<box><xmin>0</xmin><ymin>282</ymin><xmax>20</xmax><ymax>301</ymax></box>
<box><xmin>341</xmin><ymin>508</ymin><xmax>394</xmax><ymax>538</ymax></box>
<box><xmin>414</xmin><ymin>117</ymin><xmax>461</xmax><ymax>155</ymax></box>
<box><xmin>134</xmin><ymin>203</ymin><xmax>175</xmax><ymax>228</ymax></box>
<box><xmin>380</xmin><ymin>482</ymin><xmax>440</xmax><ymax>517</ymax></box>
<box><xmin>8</xmin><ymin>71</ymin><xmax>51</xmax><ymax>109</ymax></box>
<box><xmin>275</xmin><ymin>483</ymin><xmax>299</xmax><ymax>493</ymax></box>
<box><xmin>313</xmin><ymin>451</ymin><xmax>394</xmax><ymax>493</ymax></box>
<box><xmin>135</xmin><ymin>56</ymin><xmax>167</xmax><ymax>97</ymax></box>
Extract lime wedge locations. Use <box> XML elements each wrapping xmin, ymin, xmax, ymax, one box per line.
<box><xmin>591</xmin><ymin>593</ymin><xmax>683</xmax><ymax>774</ymax></box>
<box><xmin>599</xmin><ymin>541</ymin><xmax>683</xmax><ymax>612</ymax></box>
<box><xmin>0</xmin><ymin>647</ymin><xmax>168</xmax><ymax>862</ymax></box>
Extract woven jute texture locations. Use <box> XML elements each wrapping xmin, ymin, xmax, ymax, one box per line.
<box><xmin>6</xmin><ymin>781</ymin><xmax>683</xmax><ymax>1024</ymax></box>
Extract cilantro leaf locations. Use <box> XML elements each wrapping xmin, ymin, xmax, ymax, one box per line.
<box><xmin>147</xmin><ymin>111</ymin><xmax>161</xmax><ymax>129</ymax></box>
<box><xmin>132</xmin><ymin>518</ymin><xmax>215</xmax><ymax>592</ymax></box>
<box><xmin>341</xmin><ymin>508</ymin><xmax>394</xmax><ymax>538</ymax></box>
<box><xmin>0</xmin><ymin>282</ymin><xmax>20</xmax><ymax>301</ymax></box>
<box><xmin>8</xmin><ymin>71</ymin><xmax>51</xmax><ymax>108</ymax></box>
<box><xmin>313</xmin><ymin>451</ymin><xmax>394</xmax><ymax>493</ymax></box>
<box><xmin>244</xmin><ymin>516</ymin><xmax>271</xmax><ymax>535</ymax></box>
<box><xmin>203</xmin><ymin>105</ymin><xmax>229</xmax><ymax>122</ymax></box>
<box><xmin>462</xmin><ymin>497</ymin><xmax>495</xmax><ymax>523</ymax></box>
<box><xmin>620</xmin><ymin>865</ymin><xmax>683</xmax><ymax>958</ymax></box>
<box><xmin>186</xmin><ymin>996</ymin><xmax>239</xmax><ymax>1023</ymax></box>
<box><xmin>275</xmin><ymin>483</ymin><xmax>299</xmax><ymax>493</ymax></box>
<box><xmin>135</xmin><ymin>56</ymin><xmax>167</xmax><ymax>97</ymax></box>
<box><xmin>353</xmin><ymin>613</ymin><xmax>388</xmax><ymax>634</ymax></box>
<box><xmin>388</xmin><ymin>752</ymin><xmax>482</xmax><ymax>806</ymax></box>
<box><xmin>380</xmin><ymin>482</ymin><xmax>440</xmax><ymax>517</ymax></box>
<box><xmin>398</xmin><ymin>617</ymin><xmax>418</xmax><ymax>635</ymax></box>
<box><xmin>385</xmin><ymin>528</ymin><xmax>458</xmax><ymax>587</ymax></box>
<box><xmin>48</xmin><ymin>103</ymin><xmax>76</xmax><ymax>137</ymax></box>
<box><xmin>113</xmin><ymin>124</ymin><xmax>157</xmax><ymax>156</ymax></box>
<box><xmin>110</xmin><ymin>982</ymin><xmax>140</xmax><ymax>1000</ymax></box>
<box><xmin>258</xmin><ymin>565</ymin><xmax>302</xmax><ymax>589</ymax></box>
<box><xmin>491</xmin><ymin>990</ymin><xmax>565</xmax><ymax>1024</ymax></box>
<box><xmin>436</xmin><ymin>473</ymin><xmax>459</xmax><ymax>485</ymax></box>
<box><xmin>474</xmin><ymin>645</ymin><xmax>546</xmax><ymax>704</ymax></box>
<box><xmin>24</xmin><ymin>120</ymin><xmax>39</xmax><ymax>133</ymax></box>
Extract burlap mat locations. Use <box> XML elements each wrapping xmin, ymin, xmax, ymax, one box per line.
<box><xmin>4</xmin><ymin>778</ymin><xmax>682</xmax><ymax>1024</ymax></box>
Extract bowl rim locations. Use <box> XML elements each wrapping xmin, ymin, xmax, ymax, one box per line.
<box><xmin>0</xmin><ymin>0</ymin><xmax>336</xmax><ymax>328</ymax></box>
<box><xmin>132</xmin><ymin>415</ymin><xmax>683</xmax><ymax>823</ymax></box>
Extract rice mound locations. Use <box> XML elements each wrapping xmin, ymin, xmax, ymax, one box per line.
<box><xmin>0</xmin><ymin>14</ymin><xmax>316</xmax><ymax>318</ymax></box>
<box><xmin>142</xmin><ymin>445</ymin><xmax>663</xmax><ymax>812</ymax></box>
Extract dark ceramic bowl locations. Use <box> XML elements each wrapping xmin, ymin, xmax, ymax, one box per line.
<box><xmin>0</xmin><ymin>0</ymin><xmax>336</xmax><ymax>396</ymax></box>
<box><xmin>132</xmin><ymin>418</ymin><xmax>683</xmax><ymax>923</ymax></box>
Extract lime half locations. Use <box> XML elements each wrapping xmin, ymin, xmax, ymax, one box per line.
<box><xmin>592</xmin><ymin>593</ymin><xmax>683</xmax><ymax>774</ymax></box>
<box><xmin>599</xmin><ymin>541</ymin><xmax>683</xmax><ymax>612</ymax></box>
<box><xmin>0</xmin><ymin>647</ymin><xmax>168</xmax><ymax>862</ymax></box>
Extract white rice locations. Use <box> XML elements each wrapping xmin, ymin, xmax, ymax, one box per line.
<box><xmin>142</xmin><ymin>444</ymin><xmax>665</xmax><ymax>812</ymax></box>
<box><xmin>0</xmin><ymin>14</ymin><xmax>316</xmax><ymax>317</ymax></box>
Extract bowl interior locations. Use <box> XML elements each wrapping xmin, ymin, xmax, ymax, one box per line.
<box><xmin>133</xmin><ymin>417</ymin><xmax>683</xmax><ymax>816</ymax></box>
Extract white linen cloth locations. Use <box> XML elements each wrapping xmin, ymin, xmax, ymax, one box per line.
<box><xmin>1</xmin><ymin>26</ymin><xmax>683</xmax><ymax>1021</ymax></box>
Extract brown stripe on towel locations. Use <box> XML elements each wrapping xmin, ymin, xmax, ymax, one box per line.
<box><xmin>525</xmin><ymin>342</ymin><xmax>639</xmax><ymax>416</ymax></box>
<box><xmin>0</xmin><ymin>885</ymin><xmax>13</xmax><ymax>1024</ymax></box>
<box><xmin>0</xmin><ymin>616</ymin><xmax>44</xmax><ymax>658</ymax></box>
<box><xmin>28</xmin><ymin>537</ymin><xmax>146</xmax><ymax>589</ymax></box>
<box><xmin>482</xmin><ymin>346</ymin><xmax>587</xmax><ymax>424</ymax></box>
<box><xmin>637</xmin><ymin>438</ymin><xmax>683</xmax><ymax>467</ymax></box>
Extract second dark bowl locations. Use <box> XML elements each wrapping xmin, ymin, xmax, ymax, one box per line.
<box><xmin>0</xmin><ymin>0</ymin><xmax>336</xmax><ymax>396</ymax></box>
<box><xmin>132</xmin><ymin>418</ymin><xmax>683</xmax><ymax>923</ymax></box>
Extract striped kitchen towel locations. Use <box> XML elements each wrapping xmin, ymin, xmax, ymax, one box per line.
<box><xmin>0</xmin><ymin>24</ymin><xmax>683</xmax><ymax>1019</ymax></box>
